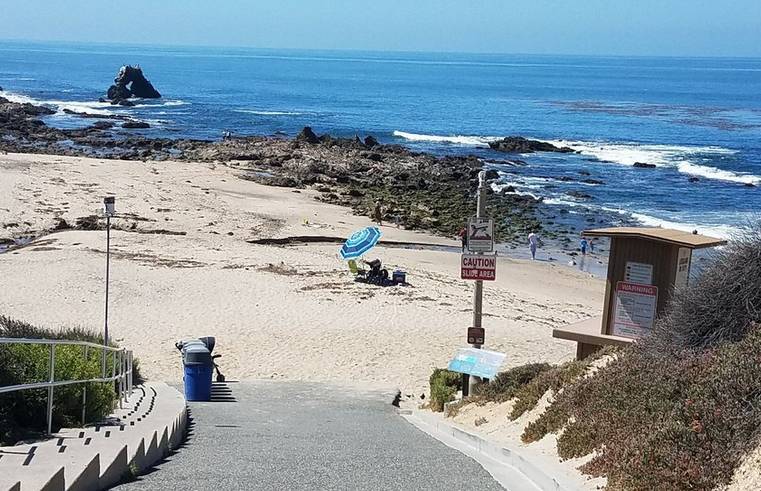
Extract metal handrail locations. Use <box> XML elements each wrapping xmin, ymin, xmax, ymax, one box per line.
<box><xmin>0</xmin><ymin>338</ymin><xmax>133</xmax><ymax>434</ymax></box>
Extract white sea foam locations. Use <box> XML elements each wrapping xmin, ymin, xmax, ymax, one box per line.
<box><xmin>129</xmin><ymin>99</ymin><xmax>189</xmax><ymax>108</ymax></box>
<box><xmin>235</xmin><ymin>109</ymin><xmax>303</xmax><ymax>116</ymax></box>
<box><xmin>546</xmin><ymin>139</ymin><xmax>759</xmax><ymax>186</ymax></box>
<box><xmin>2</xmin><ymin>91</ymin><xmax>116</xmax><ymax>116</ymax></box>
<box><xmin>676</xmin><ymin>160</ymin><xmax>760</xmax><ymax>185</ymax></box>
<box><xmin>629</xmin><ymin>212</ymin><xmax>736</xmax><ymax>239</ymax></box>
<box><xmin>393</xmin><ymin>130</ymin><xmax>499</xmax><ymax>146</ymax></box>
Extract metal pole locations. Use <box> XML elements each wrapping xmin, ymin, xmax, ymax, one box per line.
<box><xmin>128</xmin><ymin>351</ymin><xmax>133</xmax><ymax>397</ymax></box>
<box><xmin>464</xmin><ymin>171</ymin><xmax>488</xmax><ymax>397</ymax></box>
<box><xmin>102</xmin><ymin>214</ymin><xmax>111</xmax><ymax>375</ymax></box>
<box><xmin>117</xmin><ymin>350</ymin><xmax>123</xmax><ymax>409</ymax></box>
<box><xmin>47</xmin><ymin>344</ymin><xmax>55</xmax><ymax>435</ymax></box>
<box><xmin>82</xmin><ymin>345</ymin><xmax>88</xmax><ymax>425</ymax></box>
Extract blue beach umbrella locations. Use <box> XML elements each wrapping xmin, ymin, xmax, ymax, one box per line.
<box><xmin>340</xmin><ymin>226</ymin><xmax>382</xmax><ymax>260</ymax></box>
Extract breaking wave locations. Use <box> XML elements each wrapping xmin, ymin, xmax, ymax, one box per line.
<box><xmin>393</xmin><ymin>130</ymin><xmax>499</xmax><ymax>146</ymax></box>
<box><xmin>549</xmin><ymin>139</ymin><xmax>758</xmax><ymax>185</ymax></box>
<box><xmin>235</xmin><ymin>109</ymin><xmax>304</xmax><ymax>116</ymax></box>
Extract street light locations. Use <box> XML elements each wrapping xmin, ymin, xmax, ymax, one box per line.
<box><xmin>102</xmin><ymin>196</ymin><xmax>115</xmax><ymax>376</ymax></box>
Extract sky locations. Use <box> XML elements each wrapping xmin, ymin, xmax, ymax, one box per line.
<box><xmin>2</xmin><ymin>0</ymin><xmax>761</xmax><ymax>57</ymax></box>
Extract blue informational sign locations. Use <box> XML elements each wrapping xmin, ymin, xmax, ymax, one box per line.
<box><xmin>447</xmin><ymin>348</ymin><xmax>506</xmax><ymax>379</ymax></box>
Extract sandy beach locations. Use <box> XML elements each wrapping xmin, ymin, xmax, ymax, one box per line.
<box><xmin>0</xmin><ymin>152</ymin><xmax>604</xmax><ymax>394</ymax></box>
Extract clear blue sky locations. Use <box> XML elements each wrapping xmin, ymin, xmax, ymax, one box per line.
<box><xmin>3</xmin><ymin>0</ymin><xmax>761</xmax><ymax>57</ymax></box>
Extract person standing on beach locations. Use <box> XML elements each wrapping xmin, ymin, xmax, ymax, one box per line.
<box><xmin>458</xmin><ymin>227</ymin><xmax>468</xmax><ymax>252</ymax></box>
<box><xmin>528</xmin><ymin>232</ymin><xmax>539</xmax><ymax>260</ymax></box>
<box><xmin>373</xmin><ymin>200</ymin><xmax>383</xmax><ymax>226</ymax></box>
<box><xmin>580</xmin><ymin>237</ymin><xmax>589</xmax><ymax>256</ymax></box>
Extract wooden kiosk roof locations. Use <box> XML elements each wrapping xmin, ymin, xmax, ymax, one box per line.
<box><xmin>583</xmin><ymin>227</ymin><xmax>727</xmax><ymax>249</ymax></box>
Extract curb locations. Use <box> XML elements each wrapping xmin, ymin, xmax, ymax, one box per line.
<box><xmin>401</xmin><ymin>409</ymin><xmax>582</xmax><ymax>491</ymax></box>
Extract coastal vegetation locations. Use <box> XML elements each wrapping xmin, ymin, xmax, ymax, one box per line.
<box><xmin>0</xmin><ymin>316</ymin><xmax>142</xmax><ymax>445</ymax></box>
<box><xmin>443</xmin><ymin>225</ymin><xmax>761</xmax><ymax>490</ymax></box>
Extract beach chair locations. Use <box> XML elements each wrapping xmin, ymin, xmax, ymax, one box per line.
<box><xmin>348</xmin><ymin>259</ymin><xmax>365</xmax><ymax>277</ymax></box>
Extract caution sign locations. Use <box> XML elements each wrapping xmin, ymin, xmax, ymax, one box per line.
<box><xmin>467</xmin><ymin>217</ymin><xmax>494</xmax><ymax>253</ymax></box>
<box><xmin>461</xmin><ymin>254</ymin><xmax>496</xmax><ymax>281</ymax></box>
<box><xmin>611</xmin><ymin>282</ymin><xmax>658</xmax><ymax>339</ymax></box>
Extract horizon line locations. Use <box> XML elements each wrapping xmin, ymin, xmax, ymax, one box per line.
<box><xmin>1</xmin><ymin>37</ymin><xmax>760</xmax><ymax>61</ymax></box>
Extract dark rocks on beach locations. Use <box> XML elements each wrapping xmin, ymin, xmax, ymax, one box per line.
<box><xmin>106</xmin><ymin>65</ymin><xmax>161</xmax><ymax>103</ymax></box>
<box><xmin>483</xmin><ymin>169</ymin><xmax>500</xmax><ymax>181</ymax></box>
<box><xmin>122</xmin><ymin>121</ymin><xmax>150</xmax><ymax>129</ymax></box>
<box><xmin>296</xmin><ymin>126</ymin><xmax>320</xmax><ymax>144</ymax></box>
<box><xmin>488</xmin><ymin>136</ymin><xmax>574</xmax><ymax>154</ymax></box>
<box><xmin>91</xmin><ymin>121</ymin><xmax>115</xmax><ymax>130</ymax></box>
<box><xmin>364</xmin><ymin>135</ymin><xmax>379</xmax><ymax>148</ymax></box>
<box><xmin>633</xmin><ymin>162</ymin><xmax>657</xmax><ymax>169</ymax></box>
<box><xmin>567</xmin><ymin>191</ymin><xmax>593</xmax><ymax>200</ymax></box>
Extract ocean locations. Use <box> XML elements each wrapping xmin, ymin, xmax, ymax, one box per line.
<box><xmin>2</xmin><ymin>40</ymin><xmax>760</xmax><ymax>238</ymax></box>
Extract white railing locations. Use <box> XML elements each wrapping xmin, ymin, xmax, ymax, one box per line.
<box><xmin>0</xmin><ymin>338</ymin><xmax>133</xmax><ymax>434</ymax></box>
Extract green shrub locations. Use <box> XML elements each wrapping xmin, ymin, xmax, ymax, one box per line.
<box><xmin>475</xmin><ymin>362</ymin><xmax>552</xmax><ymax>403</ymax></box>
<box><xmin>655</xmin><ymin>224</ymin><xmax>761</xmax><ymax>349</ymax></box>
<box><xmin>514</xmin><ymin>225</ymin><xmax>761</xmax><ymax>490</ymax></box>
<box><xmin>509</xmin><ymin>349</ymin><xmax>615</xmax><ymax>421</ymax></box>
<box><xmin>522</xmin><ymin>328</ymin><xmax>761</xmax><ymax>490</ymax></box>
<box><xmin>429</xmin><ymin>368</ymin><xmax>462</xmax><ymax>412</ymax></box>
<box><xmin>0</xmin><ymin>316</ymin><xmax>141</xmax><ymax>445</ymax></box>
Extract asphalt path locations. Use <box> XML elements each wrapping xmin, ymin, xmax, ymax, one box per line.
<box><xmin>114</xmin><ymin>381</ymin><xmax>503</xmax><ymax>490</ymax></box>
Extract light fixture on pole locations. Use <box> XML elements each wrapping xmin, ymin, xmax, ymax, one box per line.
<box><xmin>102</xmin><ymin>196</ymin><xmax>115</xmax><ymax>375</ymax></box>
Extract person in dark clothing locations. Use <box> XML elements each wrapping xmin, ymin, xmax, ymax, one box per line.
<box><xmin>458</xmin><ymin>227</ymin><xmax>468</xmax><ymax>252</ymax></box>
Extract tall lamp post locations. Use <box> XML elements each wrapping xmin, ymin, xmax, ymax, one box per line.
<box><xmin>102</xmin><ymin>196</ymin><xmax>115</xmax><ymax>375</ymax></box>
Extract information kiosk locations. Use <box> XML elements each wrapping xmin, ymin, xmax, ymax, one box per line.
<box><xmin>552</xmin><ymin>227</ymin><xmax>727</xmax><ymax>359</ymax></box>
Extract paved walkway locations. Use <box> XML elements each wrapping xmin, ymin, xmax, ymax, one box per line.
<box><xmin>115</xmin><ymin>381</ymin><xmax>503</xmax><ymax>490</ymax></box>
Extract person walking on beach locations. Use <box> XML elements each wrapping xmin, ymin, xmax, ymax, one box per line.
<box><xmin>373</xmin><ymin>200</ymin><xmax>383</xmax><ymax>226</ymax></box>
<box><xmin>580</xmin><ymin>237</ymin><xmax>589</xmax><ymax>256</ymax></box>
<box><xmin>458</xmin><ymin>227</ymin><xmax>468</xmax><ymax>252</ymax></box>
<box><xmin>528</xmin><ymin>232</ymin><xmax>540</xmax><ymax>260</ymax></box>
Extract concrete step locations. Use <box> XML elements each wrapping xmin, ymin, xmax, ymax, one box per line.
<box><xmin>0</xmin><ymin>382</ymin><xmax>187</xmax><ymax>491</ymax></box>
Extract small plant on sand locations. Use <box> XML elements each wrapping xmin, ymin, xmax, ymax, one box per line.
<box><xmin>474</xmin><ymin>362</ymin><xmax>552</xmax><ymax>404</ymax></box>
<box><xmin>429</xmin><ymin>368</ymin><xmax>462</xmax><ymax>412</ymax></box>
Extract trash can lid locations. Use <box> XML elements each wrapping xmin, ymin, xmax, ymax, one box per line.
<box><xmin>182</xmin><ymin>343</ymin><xmax>211</xmax><ymax>365</ymax></box>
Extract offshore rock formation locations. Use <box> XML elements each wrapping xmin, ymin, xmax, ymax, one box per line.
<box><xmin>489</xmin><ymin>136</ymin><xmax>574</xmax><ymax>154</ymax></box>
<box><xmin>106</xmin><ymin>65</ymin><xmax>161</xmax><ymax>104</ymax></box>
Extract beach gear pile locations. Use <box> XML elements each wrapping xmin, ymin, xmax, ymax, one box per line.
<box><xmin>341</xmin><ymin>227</ymin><xmax>407</xmax><ymax>286</ymax></box>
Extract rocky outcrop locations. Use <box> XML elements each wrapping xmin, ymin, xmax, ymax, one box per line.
<box><xmin>122</xmin><ymin>121</ymin><xmax>150</xmax><ymax>129</ymax></box>
<box><xmin>296</xmin><ymin>126</ymin><xmax>320</xmax><ymax>144</ymax></box>
<box><xmin>106</xmin><ymin>65</ymin><xmax>161</xmax><ymax>104</ymax></box>
<box><xmin>633</xmin><ymin>162</ymin><xmax>656</xmax><ymax>169</ymax></box>
<box><xmin>489</xmin><ymin>137</ymin><xmax>574</xmax><ymax>154</ymax></box>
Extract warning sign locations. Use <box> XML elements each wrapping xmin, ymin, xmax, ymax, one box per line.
<box><xmin>467</xmin><ymin>217</ymin><xmax>494</xmax><ymax>253</ymax></box>
<box><xmin>461</xmin><ymin>254</ymin><xmax>496</xmax><ymax>281</ymax></box>
<box><xmin>611</xmin><ymin>282</ymin><xmax>658</xmax><ymax>339</ymax></box>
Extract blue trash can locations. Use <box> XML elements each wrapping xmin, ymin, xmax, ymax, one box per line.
<box><xmin>181</xmin><ymin>341</ymin><xmax>213</xmax><ymax>401</ymax></box>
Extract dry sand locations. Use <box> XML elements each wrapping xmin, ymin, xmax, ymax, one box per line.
<box><xmin>0</xmin><ymin>152</ymin><xmax>603</xmax><ymax>394</ymax></box>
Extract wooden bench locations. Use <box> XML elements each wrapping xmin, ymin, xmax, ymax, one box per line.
<box><xmin>552</xmin><ymin>316</ymin><xmax>634</xmax><ymax>359</ymax></box>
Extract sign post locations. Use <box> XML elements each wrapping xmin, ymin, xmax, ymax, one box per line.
<box><xmin>460</xmin><ymin>171</ymin><xmax>492</xmax><ymax>396</ymax></box>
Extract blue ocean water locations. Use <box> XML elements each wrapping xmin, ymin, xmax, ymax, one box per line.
<box><xmin>2</xmin><ymin>40</ymin><xmax>760</xmax><ymax>237</ymax></box>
